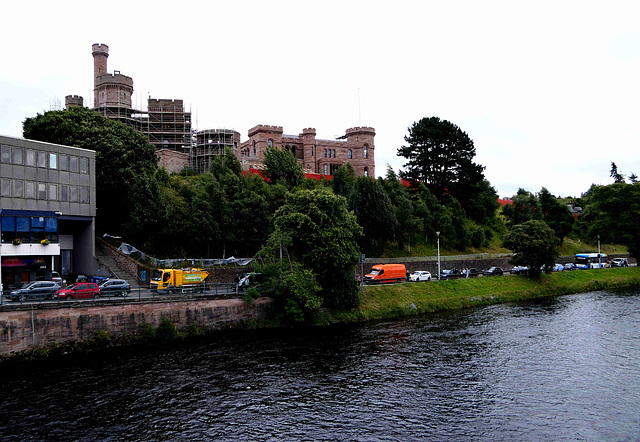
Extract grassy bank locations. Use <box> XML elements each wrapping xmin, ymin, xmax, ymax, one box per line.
<box><xmin>330</xmin><ymin>267</ymin><xmax>640</xmax><ymax>323</ymax></box>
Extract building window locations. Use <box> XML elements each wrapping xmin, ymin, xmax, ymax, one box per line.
<box><xmin>333</xmin><ymin>149</ymin><xmax>336</xmax><ymax>158</ymax></box>
<box><xmin>80</xmin><ymin>157</ymin><xmax>88</xmax><ymax>174</ymax></box>
<box><xmin>69</xmin><ymin>156</ymin><xmax>78</xmax><ymax>172</ymax></box>
<box><xmin>25</xmin><ymin>182</ymin><xmax>35</xmax><ymax>199</ymax></box>
<box><xmin>323</xmin><ymin>164</ymin><xmax>328</xmax><ymax>175</ymax></box>
<box><xmin>25</xmin><ymin>150</ymin><xmax>35</xmax><ymax>166</ymax></box>
<box><xmin>1</xmin><ymin>215</ymin><xmax>58</xmax><ymax>243</ymax></box>
<box><xmin>45</xmin><ymin>217</ymin><xmax>58</xmax><ymax>242</ymax></box>
<box><xmin>12</xmin><ymin>147</ymin><xmax>23</xmax><ymax>165</ymax></box>
<box><xmin>13</xmin><ymin>180</ymin><xmax>23</xmax><ymax>198</ymax></box>
<box><xmin>30</xmin><ymin>216</ymin><xmax>45</xmax><ymax>242</ymax></box>
<box><xmin>253</xmin><ymin>141</ymin><xmax>257</xmax><ymax>156</ymax></box>
<box><xmin>80</xmin><ymin>187</ymin><xmax>90</xmax><ymax>203</ymax></box>
<box><xmin>364</xmin><ymin>167</ymin><xmax>369</xmax><ymax>177</ymax></box>
<box><xmin>37</xmin><ymin>183</ymin><xmax>46</xmax><ymax>199</ymax></box>
<box><xmin>49</xmin><ymin>153</ymin><xmax>57</xmax><ymax>169</ymax></box>
<box><xmin>291</xmin><ymin>146</ymin><xmax>296</xmax><ymax>157</ymax></box>
<box><xmin>37</xmin><ymin>151</ymin><xmax>47</xmax><ymax>168</ymax></box>
<box><xmin>60</xmin><ymin>185</ymin><xmax>68</xmax><ymax>202</ymax></box>
<box><xmin>363</xmin><ymin>144</ymin><xmax>368</xmax><ymax>159</ymax></box>
<box><xmin>70</xmin><ymin>186</ymin><xmax>78</xmax><ymax>202</ymax></box>
<box><xmin>59</xmin><ymin>154</ymin><xmax>68</xmax><ymax>171</ymax></box>
<box><xmin>48</xmin><ymin>184</ymin><xmax>58</xmax><ymax>201</ymax></box>
<box><xmin>1</xmin><ymin>179</ymin><xmax>10</xmax><ymax>197</ymax></box>
<box><xmin>268</xmin><ymin>139</ymin><xmax>274</xmax><ymax>147</ymax></box>
<box><xmin>1</xmin><ymin>145</ymin><xmax>10</xmax><ymax>163</ymax></box>
<box><xmin>324</xmin><ymin>149</ymin><xmax>327</xmax><ymax>158</ymax></box>
<box><xmin>348</xmin><ymin>149</ymin><xmax>352</xmax><ymax>159</ymax></box>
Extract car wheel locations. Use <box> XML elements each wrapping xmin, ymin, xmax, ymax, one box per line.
<box><xmin>94</xmin><ymin>293</ymin><xmax>100</xmax><ymax>299</ymax></box>
<box><xmin>66</xmin><ymin>294</ymin><xmax>73</xmax><ymax>300</ymax></box>
<box><xmin>19</xmin><ymin>295</ymin><xmax>25</xmax><ymax>303</ymax></box>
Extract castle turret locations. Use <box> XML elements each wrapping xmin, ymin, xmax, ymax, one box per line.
<box><xmin>92</xmin><ymin>43</ymin><xmax>109</xmax><ymax>103</ymax></box>
<box><xmin>91</xmin><ymin>43</ymin><xmax>133</xmax><ymax>108</ymax></box>
<box><xmin>65</xmin><ymin>95</ymin><xmax>84</xmax><ymax>109</ymax></box>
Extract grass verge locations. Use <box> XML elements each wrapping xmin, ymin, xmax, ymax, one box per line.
<box><xmin>330</xmin><ymin>267</ymin><xmax>640</xmax><ymax>323</ymax></box>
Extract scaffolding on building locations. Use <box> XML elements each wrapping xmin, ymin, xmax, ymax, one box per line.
<box><xmin>94</xmin><ymin>98</ymin><xmax>192</xmax><ymax>154</ymax></box>
<box><xmin>193</xmin><ymin>129</ymin><xmax>240</xmax><ymax>174</ymax></box>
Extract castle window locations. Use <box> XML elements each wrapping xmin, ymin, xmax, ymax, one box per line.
<box><xmin>323</xmin><ymin>164</ymin><xmax>328</xmax><ymax>175</ymax></box>
<box><xmin>253</xmin><ymin>141</ymin><xmax>257</xmax><ymax>156</ymax></box>
<box><xmin>348</xmin><ymin>149</ymin><xmax>352</xmax><ymax>159</ymax></box>
<box><xmin>291</xmin><ymin>146</ymin><xmax>296</xmax><ymax>156</ymax></box>
<box><xmin>363</xmin><ymin>144</ymin><xmax>368</xmax><ymax>159</ymax></box>
<box><xmin>333</xmin><ymin>149</ymin><xmax>336</xmax><ymax>158</ymax></box>
<box><xmin>268</xmin><ymin>139</ymin><xmax>274</xmax><ymax>147</ymax></box>
<box><xmin>324</xmin><ymin>149</ymin><xmax>327</xmax><ymax>158</ymax></box>
<box><xmin>364</xmin><ymin>167</ymin><xmax>369</xmax><ymax>177</ymax></box>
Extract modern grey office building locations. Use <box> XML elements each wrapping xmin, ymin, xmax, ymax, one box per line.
<box><xmin>0</xmin><ymin>134</ymin><xmax>96</xmax><ymax>291</ymax></box>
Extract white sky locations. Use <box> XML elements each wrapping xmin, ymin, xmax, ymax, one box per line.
<box><xmin>1</xmin><ymin>1</ymin><xmax>639</xmax><ymax>198</ymax></box>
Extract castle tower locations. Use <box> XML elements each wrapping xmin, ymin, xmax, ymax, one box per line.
<box><xmin>345</xmin><ymin>127</ymin><xmax>376</xmax><ymax>177</ymax></box>
<box><xmin>92</xmin><ymin>43</ymin><xmax>109</xmax><ymax>105</ymax></box>
<box><xmin>92</xmin><ymin>43</ymin><xmax>133</xmax><ymax>109</ymax></box>
<box><xmin>64</xmin><ymin>95</ymin><xmax>84</xmax><ymax>109</ymax></box>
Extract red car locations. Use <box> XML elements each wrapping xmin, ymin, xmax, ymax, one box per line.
<box><xmin>54</xmin><ymin>282</ymin><xmax>101</xmax><ymax>300</ymax></box>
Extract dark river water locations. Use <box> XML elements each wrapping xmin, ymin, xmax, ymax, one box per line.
<box><xmin>1</xmin><ymin>289</ymin><xmax>639</xmax><ymax>441</ymax></box>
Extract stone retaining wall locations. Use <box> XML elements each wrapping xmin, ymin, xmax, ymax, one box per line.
<box><xmin>0</xmin><ymin>297</ymin><xmax>275</xmax><ymax>356</ymax></box>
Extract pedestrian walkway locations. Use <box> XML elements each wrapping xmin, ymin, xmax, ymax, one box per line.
<box><xmin>95</xmin><ymin>241</ymin><xmax>143</xmax><ymax>288</ymax></box>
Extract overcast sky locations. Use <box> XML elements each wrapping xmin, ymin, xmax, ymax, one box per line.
<box><xmin>1</xmin><ymin>1</ymin><xmax>639</xmax><ymax>198</ymax></box>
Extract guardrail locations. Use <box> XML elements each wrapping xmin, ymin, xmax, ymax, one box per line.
<box><xmin>0</xmin><ymin>282</ymin><xmax>240</xmax><ymax>307</ymax></box>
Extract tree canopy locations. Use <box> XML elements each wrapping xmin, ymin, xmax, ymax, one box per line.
<box><xmin>502</xmin><ymin>220</ymin><xmax>560</xmax><ymax>277</ymax></box>
<box><xmin>397</xmin><ymin>117</ymin><xmax>495</xmax><ymax>224</ymax></box>
<box><xmin>578</xmin><ymin>182</ymin><xmax>640</xmax><ymax>257</ymax></box>
<box><xmin>22</xmin><ymin>107</ymin><xmax>160</xmax><ymax>238</ymax></box>
<box><xmin>263</xmin><ymin>146</ymin><xmax>303</xmax><ymax>190</ymax></box>
<box><xmin>260</xmin><ymin>188</ymin><xmax>363</xmax><ymax>310</ymax></box>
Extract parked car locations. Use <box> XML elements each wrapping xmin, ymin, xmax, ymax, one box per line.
<box><xmin>409</xmin><ymin>271</ymin><xmax>432</xmax><ymax>282</ymax></box>
<box><xmin>10</xmin><ymin>281</ymin><xmax>60</xmax><ymax>302</ymax></box>
<box><xmin>612</xmin><ymin>258</ymin><xmax>629</xmax><ymax>267</ymax></box>
<box><xmin>54</xmin><ymin>282</ymin><xmax>101</xmax><ymax>300</ymax></box>
<box><xmin>50</xmin><ymin>271</ymin><xmax>64</xmax><ymax>285</ymax></box>
<box><xmin>510</xmin><ymin>266</ymin><xmax>530</xmax><ymax>275</ymax></box>
<box><xmin>98</xmin><ymin>279</ymin><xmax>131</xmax><ymax>297</ymax></box>
<box><xmin>552</xmin><ymin>263</ymin><xmax>565</xmax><ymax>272</ymax></box>
<box><xmin>465</xmin><ymin>268</ymin><xmax>482</xmax><ymax>278</ymax></box>
<box><xmin>563</xmin><ymin>263</ymin><xmax>577</xmax><ymax>271</ymax></box>
<box><xmin>482</xmin><ymin>267</ymin><xmax>504</xmax><ymax>276</ymax></box>
<box><xmin>439</xmin><ymin>269</ymin><xmax>464</xmax><ymax>280</ymax></box>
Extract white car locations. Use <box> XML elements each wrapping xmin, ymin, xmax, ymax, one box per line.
<box><xmin>409</xmin><ymin>271</ymin><xmax>432</xmax><ymax>282</ymax></box>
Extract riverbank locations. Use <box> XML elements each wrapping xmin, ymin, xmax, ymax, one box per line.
<box><xmin>330</xmin><ymin>267</ymin><xmax>640</xmax><ymax>323</ymax></box>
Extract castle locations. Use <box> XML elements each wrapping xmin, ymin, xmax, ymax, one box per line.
<box><xmin>66</xmin><ymin>43</ymin><xmax>375</xmax><ymax>177</ymax></box>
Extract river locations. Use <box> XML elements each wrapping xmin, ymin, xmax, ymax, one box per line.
<box><xmin>1</xmin><ymin>289</ymin><xmax>639</xmax><ymax>441</ymax></box>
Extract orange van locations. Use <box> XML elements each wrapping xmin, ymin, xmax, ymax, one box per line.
<box><xmin>364</xmin><ymin>264</ymin><xmax>406</xmax><ymax>284</ymax></box>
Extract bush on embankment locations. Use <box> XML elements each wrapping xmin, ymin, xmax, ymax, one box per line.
<box><xmin>330</xmin><ymin>267</ymin><xmax>640</xmax><ymax>323</ymax></box>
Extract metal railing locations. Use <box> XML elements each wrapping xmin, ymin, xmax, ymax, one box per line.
<box><xmin>0</xmin><ymin>282</ymin><xmax>242</xmax><ymax>307</ymax></box>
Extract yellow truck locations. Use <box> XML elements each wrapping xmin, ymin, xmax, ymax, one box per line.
<box><xmin>150</xmin><ymin>268</ymin><xmax>209</xmax><ymax>294</ymax></box>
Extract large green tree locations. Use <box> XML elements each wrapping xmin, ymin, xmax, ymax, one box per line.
<box><xmin>263</xmin><ymin>146</ymin><xmax>303</xmax><ymax>190</ymax></box>
<box><xmin>397</xmin><ymin>117</ymin><xmax>490</xmax><ymax>222</ymax></box>
<box><xmin>578</xmin><ymin>183</ymin><xmax>640</xmax><ymax>257</ymax></box>
<box><xmin>261</xmin><ymin>188</ymin><xmax>363</xmax><ymax>310</ymax></box>
<box><xmin>503</xmin><ymin>188</ymin><xmax>574</xmax><ymax>242</ymax></box>
<box><xmin>502</xmin><ymin>220</ymin><xmax>560</xmax><ymax>277</ymax></box>
<box><xmin>348</xmin><ymin>177</ymin><xmax>397</xmax><ymax>256</ymax></box>
<box><xmin>22</xmin><ymin>107</ymin><xmax>160</xmax><ymax>239</ymax></box>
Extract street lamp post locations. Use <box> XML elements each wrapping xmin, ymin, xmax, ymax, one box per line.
<box><xmin>598</xmin><ymin>235</ymin><xmax>601</xmax><ymax>269</ymax></box>
<box><xmin>436</xmin><ymin>231</ymin><xmax>441</xmax><ymax>280</ymax></box>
